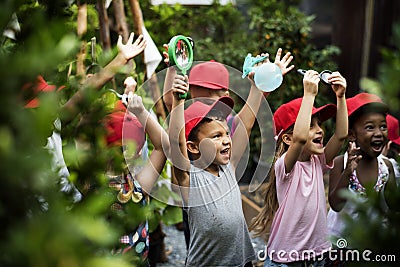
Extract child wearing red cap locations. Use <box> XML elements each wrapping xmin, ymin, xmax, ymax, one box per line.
<box><xmin>168</xmin><ymin>69</ymin><xmax>277</xmax><ymax>265</ymax></box>
<box><xmin>250</xmin><ymin>70</ymin><xmax>348</xmax><ymax>266</ymax></box>
<box><xmin>103</xmin><ymin>78</ymin><xmax>169</xmax><ymax>264</ymax></box>
<box><xmin>382</xmin><ymin>114</ymin><xmax>400</xmax><ymax>185</ymax></box>
<box><xmin>163</xmin><ymin>47</ymin><xmax>294</xmax><ymax>250</ymax></box>
<box><xmin>23</xmin><ymin>33</ymin><xmax>146</xmax><ymax>204</ymax></box>
<box><xmin>327</xmin><ymin>93</ymin><xmax>397</xmax><ymax>247</ymax></box>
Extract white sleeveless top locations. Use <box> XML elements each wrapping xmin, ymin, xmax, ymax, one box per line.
<box><xmin>326</xmin><ymin>153</ymin><xmax>389</xmax><ymax>239</ymax></box>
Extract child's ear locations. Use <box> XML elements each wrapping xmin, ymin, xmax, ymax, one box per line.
<box><xmin>281</xmin><ymin>133</ymin><xmax>292</xmax><ymax>146</ymax></box>
<box><xmin>187</xmin><ymin>141</ymin><xmax>200</xmax><ymax>154</ymax></box>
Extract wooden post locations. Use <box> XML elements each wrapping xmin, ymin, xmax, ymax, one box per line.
<box><xmin>76</xmin><ymin>1</ymin><xmax>87</xmax><ymax>76</ymax></box>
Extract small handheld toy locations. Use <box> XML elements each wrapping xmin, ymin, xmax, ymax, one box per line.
<box><xmin>297</xmin><ymin>69</ymin><xmax>333</xmax><ymax>85</ymax></box>
<box><xmin>108</xmin><ymin>89</ymin><xmax>133</xmax><ymax>106</ymax></box>
<box><xmin>168</xmin><ymin>35</ymin><xmax>194</xmax><ymax>99</ymax></box>
<box><xmin>242</xmin><ymin>53</ymin><xmax>283</xmax><ymax>92</ymax></box>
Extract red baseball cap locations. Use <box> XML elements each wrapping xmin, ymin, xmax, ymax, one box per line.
<box><xmin>24</xmin><ymin>76</ymin><xmax>63</xmax><ymax>108</ymax></box>
<box><xmin>346</xmin><ymin>92</ymin><xmax>388</xmax><ymax>118</ymax></box>
<box><xmin>104</xmin><ymin>100</ymin><xmax>145</xmax><ymax>151</ymax></box>
<box><xmin>386</xmin><ymin>114</ymin><xmax>400</xmax><ymax>146</ymax></box>
<box><xmin>184</xmin><ymin>96</ymin><xmax>234</xmax><ymax>140</ymax></box>
<box><xmin>189</xmin><ymin>61</ymin><xmax>229</xmax><ymax>90</ymax></box>
<box><xmin>273</xmin><ymin>98</ymin><xmax>336</xmax><ymax>138</ymax></box>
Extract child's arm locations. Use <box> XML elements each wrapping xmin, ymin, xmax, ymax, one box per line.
<box><xmin>168</xmin><ymin>75</ymin><xmax>190</xmax><ymax>198</ymax></box>
<box><xmin>127</xmin><ymin>94</ymin><xmax>169</xmax><ymax>194</ymax></box>
<box><xmin>162</xmin><ymin>44</ymin><xmax>176</xmax><ymax>113</ymax></box>
<box><xmin>230</xmin><ymin>49</ymin><xmax>294</xmax><ymax>169</ymax></box>
<box><xmin>230</xmin><ymin>71</ymin><xmax>263</xmax><ymax>169</ymax></box>
<box><xmin>329</xmin><ymin>142</ymin><xmax>361</xmax><ymax>211</ymax></box>
<box><xmin>284</xmin><ymin>70</ymin><xmax>319</xmax><ymax>173</ymax></box>
<box><xmin>61</xmin><ymin>33</ymin><xmax>146</xmax><ymax>124</ymax></box>
<box><xmin>324</xmin><ymin>72</ymin><xmax>348</xmax><ymax>164</ymax></box>
<box><xmin>383</xmin><ymin>159</ymin><xmax>399</xmax><ymax>211</ymax></box>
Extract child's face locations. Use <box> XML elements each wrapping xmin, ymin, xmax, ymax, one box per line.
<box><xmin>350</xmin><ymin>112</ymin><xmax>388</xmax><ymax>158</ymax></box>
<box><xmin>303</xmin><ymin>116</ymin><xmax>325</xmax><ymax>156</ymax></box>
<box><xmin>192</xmin><ymin>119</ymin><xmax>231</xmax><ymax>166</ymax></box>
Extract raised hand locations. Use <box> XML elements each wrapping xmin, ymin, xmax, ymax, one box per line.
<box><xmin>117</xmin><ymin>32</ymin><xmax>146</xmax><ymax>61</ymax></box>
<box><xmin>328</xmin><ymin>71</ymin><xmax>347</xmax><ymax>98</ymax></box>
<box><xmin>171</xmin><ymin>74</ymin><xmax>189</xmax><ymax>100</ymax></box>
<box><xmin>127</xmin><ymin>94</ymin><xmax>146</xmax><ymax>116</ymax></box>
<box><xmin>123</xmin><ymin>76</ymin><xmax>137</xmax><ymax>96</ymax></box>
<box><xmin>274</xmin><ymin>48</ymin><xmax>294</xmax><ymax>76</ymax></box>
<box><xmin>303</xmin><ymin>70</ymin><xmax>320</xmax><ymax>96</ymax></box>
<box><xmin>346</xmin><ymin>141</ymin><xmax>362</xmax><ymax>172</ymax></box>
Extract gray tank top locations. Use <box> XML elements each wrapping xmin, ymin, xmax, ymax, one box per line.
<box><xmin>185</xmin><ymin>163</ymin><xmax>255</xmax><ymax>266</ymax></box>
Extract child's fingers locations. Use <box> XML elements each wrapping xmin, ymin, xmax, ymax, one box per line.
<box><xmin>261</xmin><ymin>53</ymin><xmax>269</xmax><ymax>63</ymax></box>
<box><xmin>285</xmin><ymin>64</ymin><xmax>295</xmax><ymax>72</ymax></box>
<box><xmin>281</xmin><ymin>52</ymin><xmax>292</xmax><ymax>63</ymax></box>
<box><xmin>136</xmin><ymin>36</ymin><xmax>146</xmax><ymax>48</ymax></box>
<box><xmin>124</xmin><ymin>76</ymin><xmax>136</xmax><ymax>87</ymax></box>
<box><xmin>173</xmin><ymin>82</ymin><xmax>188</xmax><ymax>90</ymax></box>
<box><xmin>163</xmin><ymin>44</ymin><xmax>169</xmax><ymax>51</ymax></box>
<box><xmin>127</xmin><ymin>32</ymin><xmax>135</xmax><ymax>44</ymax></box>
<box><xmin>274</xmin><ymin>48</ymin><xmax>282</xmax><ymax>62</ymax></box>
<box><xmin>305</xmin><ymin>70</ymin><xmax>319</xmax><ymax>82</ymax></box>
<box><xmin>117</xmin><ymin>35</ymin><xmax>123</xmax><ymax>47</ymax></box>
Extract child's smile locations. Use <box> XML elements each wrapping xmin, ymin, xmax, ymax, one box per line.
<box><xmin>351</xmin><ymin>112</ymin><xmax>388</xmax><ymax>158</ymax></box>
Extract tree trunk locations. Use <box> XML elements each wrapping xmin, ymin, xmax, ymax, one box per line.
<box><xmin>113</xmin><ymin>0</ymin><xmax>130</xmax><ymax>42</ymax></box>
<box><xmin>97</xmin><ymin>0</ymin><xmax>111</xmax><ymax>51</ymax></box>
<box><xmin>113</xmin><ymin>0</ymin><xmax>134</xmax><ymax>75</ymax></box>
<box><xmin>76</xmin><ymin>2</ymin><xmax>87</xmax><ymax>77</ymax></box>
<box><xmin>128</xmin><ymin>0</ymin><xmax>143</xmax><ymax>34</ymax></box>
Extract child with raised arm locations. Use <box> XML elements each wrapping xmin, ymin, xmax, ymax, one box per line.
<box><xmin>163</xmin><ymin>48</ymin><xmax>294</xmax><ymax>250</ymax></box>
<box><xmin>249</xmin><ymin>70</ymin><xmax>348</xmax><ymax>266</ymax></box>
<box><xmin>103</xmin><ymin>77</ymin><xmax>169</xmax><ymax>264</ymax></box>
<box><xmin>168</xmin><ymin>73</ymin><xmax>266</xmax><ymax>266</ymax></box>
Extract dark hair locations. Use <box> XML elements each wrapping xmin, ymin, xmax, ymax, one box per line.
<box><xmin>349</xmin><ymin>104</ymin><xmax>388</xmax><ymax>129</ymax></box>
<box><xmin>187</xmin><ymin>109</ymin><xmax>227</xmax><ymax>142</ymax></box>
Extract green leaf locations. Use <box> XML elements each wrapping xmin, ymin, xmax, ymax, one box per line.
<box><xmin>161</xmin><ymin>205</ymin><xmax>183</xmax><ymax>226</ymax></box>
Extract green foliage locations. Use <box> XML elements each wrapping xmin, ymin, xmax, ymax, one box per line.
<box><xmin>247</xmin><ymin>0</ymin><xmax>340</xmax><ymax>108</ymax></box>
<box><xmin>140</xmin><ymin>0</ymin><xmax>340</xmax><ymax>171</ymax></box>
<box><xmin>0</xmin><ymin>1</ymin><xmax>145</xmax><ymax>266</ymax></box>
<box><xmin>341</xmin><ymin>22</ymin><xmax>400</xmax><ymax>266</ymax></box>
<box><xmin>339</xmin><ymin>186</ymin><xmax>400</xmax><ymax>266</ymax></box>
<box><xmin>142</xmin><ymin>1</ymin><xmax>249</xmax><ymax>68</ymax></box>
<box><xmin>361</xmin><ymin>23</ymin><xmax>400</xmax><ymax>111</ymax></box>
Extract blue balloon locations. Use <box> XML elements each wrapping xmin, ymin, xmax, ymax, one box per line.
<box><xmin>254</xmin><ymin>63</ymin><xmax>283</xmax><ymax>92</ymax></box>
<box><xmin>242</xmin><ymin>54</ymin><xmax>283</xmax><ymax>92</ymax></box>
